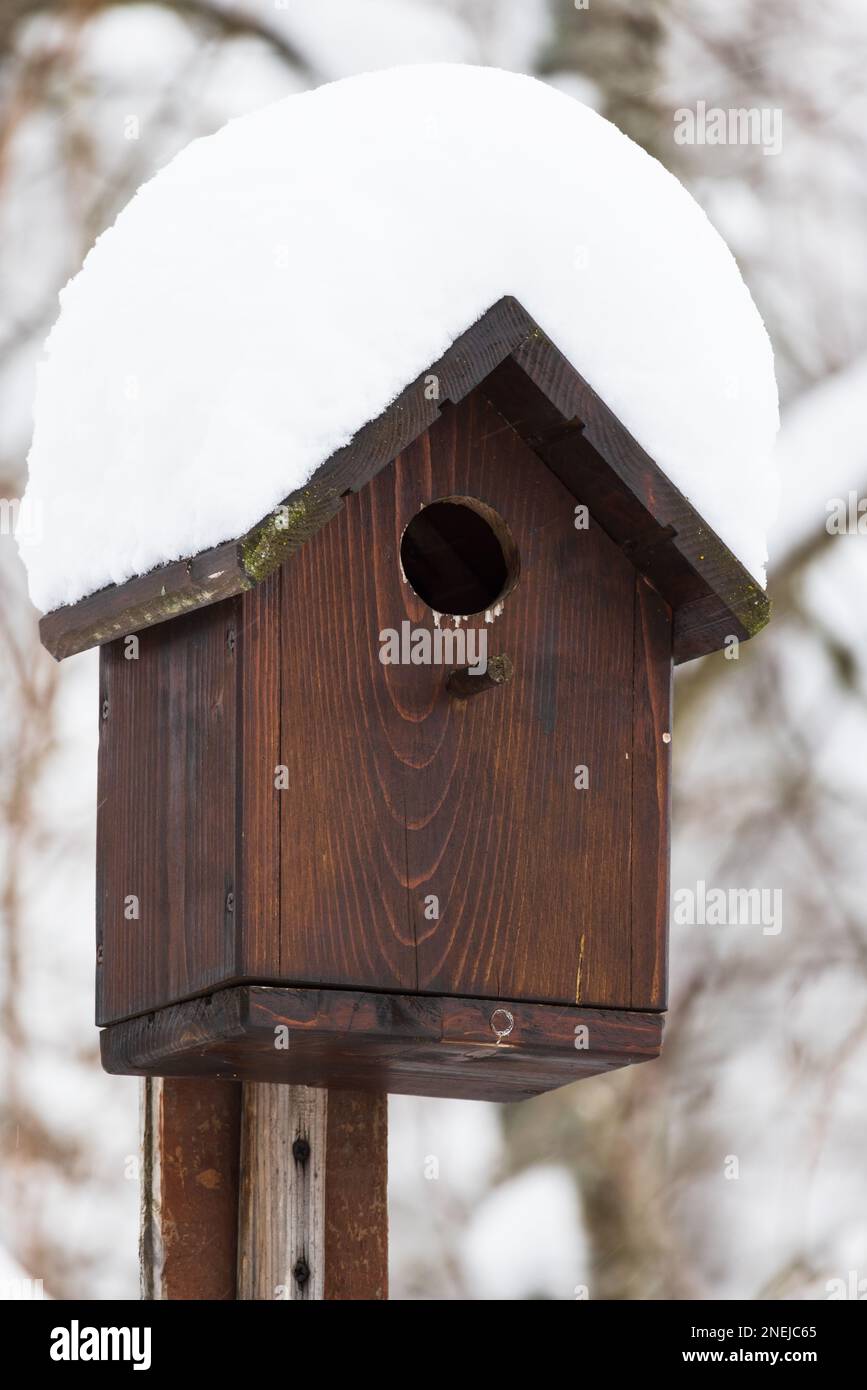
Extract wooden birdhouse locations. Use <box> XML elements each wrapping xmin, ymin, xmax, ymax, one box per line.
<box><xmin>39</xmin><ymin>298</ymin><xmax>769</xmax><ymax>1103</ymax></box>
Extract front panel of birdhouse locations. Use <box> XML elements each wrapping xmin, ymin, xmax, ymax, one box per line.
<box><xmin>96</xmin><ymin>386</ymin><xmax>672</xmax><ymax>1036</ymax></box>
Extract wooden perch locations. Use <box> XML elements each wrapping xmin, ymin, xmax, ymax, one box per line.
<box><xmin>447</xmin><ymin>653</ymin><xmax>514</xmax><ymax>699</ymax></box>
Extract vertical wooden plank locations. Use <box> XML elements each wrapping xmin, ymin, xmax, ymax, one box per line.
<box><xmin>181</xmin><ymin>601</ymin><xmax>239</xmax><ymax>1007</ymax></box>
<box><xmin>277</xmin><ymin>482</ymin><xmax>419</xmax><ymax>993</ymax></box>
<box><xmin>630</xmin><ymin>575</ymin><xmax>672</xmax><ymax>1009</ymax></box>
<box><xmin>237</xmin><ymin>1084</ymin><xmax>328</xmax><ymax>1301</ymax></box>
<box><xmin>141</xmin><ymin>1077</ymin><xmax>241</xmax><ymax>1300</ymax></box>
<box><xmin>237</xmin><ymin>571</ymin><xmax>282</xmax><ymax>979</ymax></box>
<box><xmin>237</xmin><ymin>1084</ymin><xmax>389</xmax><ymax>1300</ymax></box>
<box><xmin>324</xmin><ymin>1090</ymin><xmax>388</xmax><ymax>1301</ymax></box>
<box><xmin>97</xmin><ymin>600</ymin><xmax>239</xmax><ymax>1024</ymax></box>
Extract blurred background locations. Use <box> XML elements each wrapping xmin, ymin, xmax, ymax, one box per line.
<box><xmin>1</xmin><ymin>0</ymin><xmax>866</xmax><ymax>1300</ymax></box>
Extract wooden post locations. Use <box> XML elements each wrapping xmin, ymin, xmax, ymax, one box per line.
<box><xmin>237</xmin><ymin>1084</ymin><xmax>327</xmax><ymax>1300</ymax></box>
<box><xmin>237</xmin><ymin>1084</ymin><xmax>388</xmax><ymax>1301</ymax></box>
<box><xmin>141</xmin><ymin>1077</ymin><xmax>242</xmax><ymax>1300</ymax></box>
<box><xmin>322</xmin><ymin>1089</ymin><xmax>389</xmax><ymax>1301</ymax></box>
<box><xmin>142</xmin><ymin>1079</ymin><xmax>388</xmax><ymax>1301</ymax></box>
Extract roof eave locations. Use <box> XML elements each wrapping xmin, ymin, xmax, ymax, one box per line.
<box><xmin>39</xmin><ymin>295</ymin><xmax>769</xmax><ymax>663</ymax></box>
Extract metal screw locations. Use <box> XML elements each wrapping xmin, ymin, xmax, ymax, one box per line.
<box><xmin>292</xmin><ymin>1137</ymin><xmax>310</xmax><ymax>1164</ymax></box>
<box><xmin>96</xmin><ymin>944</ymin><xmax>104</xmax><ymax>965</ymax></box>
<box><xmin>101</xmin><ymin>700</ymin><xmax>110</xmax><ymax>720</ymax></box>
<box><xmin>293</xmin><ymin>1258</ymin><xmax>310</xmax><ymax>1287</ymax></box>
<box><xmin>225</xmin><ymin>891</ymin><xmax>235</xmax><ymax>913</ymax></box>
<box><xmin>227</xmin><ymin>628</ymin><xmax>236</xmax><ymax>653</ymax></box>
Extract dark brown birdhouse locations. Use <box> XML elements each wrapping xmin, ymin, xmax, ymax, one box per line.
<box><xmin>41</xmin><ymin>299</ymin><xmax>768</xmax><ymax>1102</ymax></box>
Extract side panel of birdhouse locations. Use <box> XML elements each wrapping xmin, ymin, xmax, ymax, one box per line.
<box><xmin>96</xmin><ymin>601</ymin><xmax>240</xmax><ymax>1025</ymax></box>
<box><xmin>261</xmin><ymin>387</ymin><xmax>671</xmax><ymax>1012</ymax></box>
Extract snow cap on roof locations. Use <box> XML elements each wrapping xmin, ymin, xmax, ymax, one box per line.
<box><xmin>20</xmin><ymin>64</ymin><xmax>779</xmax><ymax>613</ymax></box>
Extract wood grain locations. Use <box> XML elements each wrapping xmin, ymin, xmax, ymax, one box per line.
<box><xmin>237</xmin><ymin>1083</ymin><xmax>327</xmax><ymax>1300</ymax></box>
<box><xmin>41</xmin><ymin>541</ymin><xmax>251</xmax><ymax>661</ymax></box>
<box><xmin>236</xmin><ymin>1084</ymin><xmax>387</xmax><ymax>1301</ymax></box>
<box><xmin>97</xmin><ymin>386</ymin><xmax>671</xmax><ymax>1027</ymax></box>
<box><xmin>141</xmin><ymin>1077</ymin><xmax>241</xmax><ymax>1300</ymax></box>
<box><xmin>101</xmin><ymin>986</ymin><xmax>664</xmax><ymax>1103</ymax></box>
<box><xmin>237</xmin><ymin>570</ymin><xmax>282</xmax><ymax>983</ymax></box>
<box><xmin>324</xmin><ymin>1090</ymin><xmax>388</xmax><ymax>1301</ymax></box>
<box><xmin>630</xmin><ymin>576</ymin><xmax>672</xmax><ymax>1008</ymax></box>
<box><xmin>97</xmin><ymin>600</ymin><xmax>239</xmax><ymax>1024</ymax></box>
<box><xmin>273</xmin><ymin>389</ymin><xmax>643</xmax><ymax>1009</ymax></box>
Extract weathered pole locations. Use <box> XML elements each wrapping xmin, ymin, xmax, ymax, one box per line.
<box><xmin>141</xmin><ymin>1079</ymin><xmax>388</xmax><ymax>1300</ymax></box>
<box><xmin>237</xmin><ymin>1084</ymin><xmax>388</xmax><ymax>1301</ymax></box>
<box><xmin>140</xmin><ymin>1078</ymin><xmax>241</xmax><ymax>1300</ymax></box>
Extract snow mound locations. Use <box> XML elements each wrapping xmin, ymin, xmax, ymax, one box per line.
<box><xmin>20</xmin><ymin>65</ymin><xmax>779</xmax><ymax>613</ymax></box>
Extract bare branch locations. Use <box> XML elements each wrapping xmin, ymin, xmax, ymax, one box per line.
<box><xmin>0</xmin><ymin>0</ymin><xmax>320</xmax><ymax>81</ymax></box>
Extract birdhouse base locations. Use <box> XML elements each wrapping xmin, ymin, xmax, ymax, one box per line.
<box><xmin>99</xmin><ymin>986</ymin><xmax>664</xmax><ymax>1103</ymax></box>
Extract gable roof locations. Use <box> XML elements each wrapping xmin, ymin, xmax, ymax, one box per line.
<box><xmin>22</xmin><ymin>68</ymin><xmax>780</xmax><ymax>616</ymax></box>
<box><xmin>39</xmin><ymin>297</ymin><xmax>769</xmax><ymax>663</ymax></box>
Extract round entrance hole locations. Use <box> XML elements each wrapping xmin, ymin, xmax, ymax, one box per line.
<box><xmin>400</xmin><ymin>497</ymin><xmax>519</xmax><ymax>617</ymax></box>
